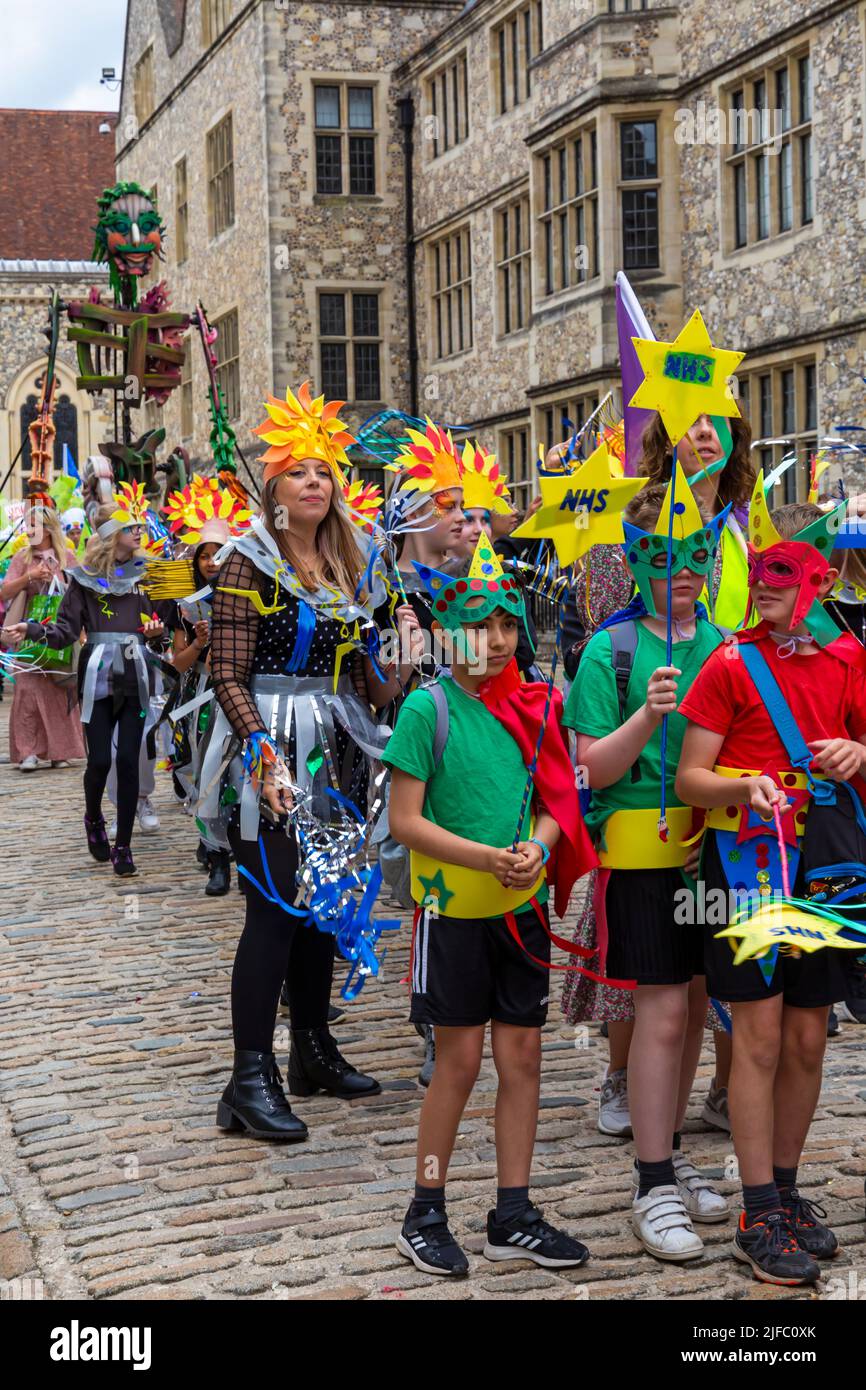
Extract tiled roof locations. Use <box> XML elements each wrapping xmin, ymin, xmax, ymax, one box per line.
<box><xmin>0</xmin><ymin>109</ymin><xmax>117</xmax><ymax>260</ymax></box>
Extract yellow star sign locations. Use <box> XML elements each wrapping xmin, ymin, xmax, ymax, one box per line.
<box><xmin>715</xmin><ymin>906</ymin><xmax>865</xmax><ymax>966</ymax></box>
<box><xmin>629</xmin><ymin>309</ymin><xmax>745</xmax><ymax>446</ymax></box>
<box><xmin>511</xmin><ymin>442</ymin><xmax>647</xmax><ymax>568</ymax></box>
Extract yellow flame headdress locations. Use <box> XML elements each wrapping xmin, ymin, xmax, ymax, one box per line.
<box><xmin>342</xmin><ymin>478</ymin><xmax>383</xmax><ymax>533</ymax></box>
<box><xmin>385</xmin><ymin>417</ymin><xmax>464</xmax><ymax>494</ymax></box>
<box><xmin>252</xmin><ymin>381</ymin><xmax>355</xmax><ymax>486</ymax></box>
<box><xmin>460</xmin><ymin>440</ymin><xmax>512</xmax><ymax>515</ymax></box>
<box><xmin>164</xmin><ymin>474</ymin><xmax>252</xmax><ymax>546</ymax></box>
<box><xmin>96</xmin><ymin>480</ymin><xmax>151</xmax><ymax>541</ymax></box>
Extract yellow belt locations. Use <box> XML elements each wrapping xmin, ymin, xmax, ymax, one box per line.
<box><xmin>704</xmin><ymin>766</ymin><xmax>812</xmax><ymax>838</ymax></box>
<box><xmin>597</xmin><ymin>806</ymin><xmax>693</xmax><ymax>869</ymax></box>
<box><xmin>410</xmin><ymin>849</ymin><xmax>545</xmax><ymax>919</ymax></box>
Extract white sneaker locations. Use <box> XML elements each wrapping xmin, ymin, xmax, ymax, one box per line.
<box><xmin>137</xmin><ymin>796</ymin><xmax>160</xmax><ymax>833</ymax></box>
<box><xmin>18</xmin><ymin>754</ymin><xmax>39</xmax><ymax>772</ymax></box>
<box><xmin>631</xmin><ymin>1184</ymin><xmax>704</xmax><ymax>1261</ymax></box>
<box><xmin>672</xmin><ymin>1151</ymin><xmax>729</xmax><ymax>1224</ymax></box>
<box><xmin>598</xmin><ymin>1066</ymin><xmax>632</xmax><ymax>1137</ymax></box>
<box><xmin>701</xmin><ymin>1082</ymin><xmax>731</xmax><ymax>1133</ymax></box>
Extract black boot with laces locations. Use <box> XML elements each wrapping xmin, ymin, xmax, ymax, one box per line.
<box><xmin>288</xmin><ymin>1027</ymin><xmax>380</xmax><ymax>1098</ymax></box>
<box><xmin>216</xmin><ymin>1049</ymin><xmax>308</xmax><ymax>1141</ymax></box>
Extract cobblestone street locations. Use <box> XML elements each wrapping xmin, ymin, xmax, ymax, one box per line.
<box><xmin>1</xmin><ymin>704</ymin><xmax>865</xmax><ymax>1303</ymax></box>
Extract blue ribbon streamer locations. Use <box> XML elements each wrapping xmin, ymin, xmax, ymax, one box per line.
<box><xmin>285</xmin><ymin>598</ymin><xmax>316</xmax><ymax>674</ymax></box>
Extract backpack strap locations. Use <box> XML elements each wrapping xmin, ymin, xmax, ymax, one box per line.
<box><xmin>608</xmin><ymin>620</ymin><xmax>641</xmax><ymax>784</ymax></box>
<box><xmin>738</xmin><ymin>644</ymin><xmax>836</xmax><ymax>804</ymax></box>
<box><xmin>427</xmin><ymin>680</ymin><xmax>451</xmax><ymax>764</ymax></box>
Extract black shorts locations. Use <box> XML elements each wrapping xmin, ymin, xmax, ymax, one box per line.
<box><xmin>604</xmin><ymin>867</ymin><xmax>704</xmax><ymax>986</ymax></box>
<box><xmin>701</xmin><ymin>832</ymin><xmax>847</xmax><ymax>1008</ymax></box>
<box><xmin>409</xmin><ymin>899</ymin><xmax>551</xmax><ymax>1028</ymax></box>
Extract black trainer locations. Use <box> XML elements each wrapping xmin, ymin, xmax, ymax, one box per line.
<box><xmin>396</xmin><ymin>1208</ymin><xmax>469</xmax><ymax>1276</ymax></box>
<box><xmin>782</xmin><ymin>1189</ymin><xmax>838</xmax><ymax>1259</ymax></box>
<box><xmin>483</xmin><ymin>1205</ymin><xmax>589</xmax><ymax>1268</ymax></box>
<box><xmin>733</xmin><ymin>1210</ymin><xmax>820</xmax><ymax>1285</ymax></box>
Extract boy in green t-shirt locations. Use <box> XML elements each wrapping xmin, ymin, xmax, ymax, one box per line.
<box><xmin>564</xmin><ymin>477</ymin><xmax>730</xmax><ymax>1265</ymax></box>
<box><xmin>385</xmin><ymin>535</ymin><xmax>594</xmax><ymax>1278</ymax></box>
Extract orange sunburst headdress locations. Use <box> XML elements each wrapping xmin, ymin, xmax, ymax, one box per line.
<box><xmin>165</xmin><ymin>473</ymin><xmax>253</xmax><ymax>546</ymax></box>
<box><xmin>385</xmin><ymin>417</ymin><xmax>464</xmax><ymax>495</ymax></box>
<box><xmin>342</xmin><ymin>478</ymin><xmax>383</xmax><ymax>534</ymax></box>
<box><xmin>460</xmin><ymin>440</ymin><xmax>512</xmax><ymax>515</ymax></box>
<box><xmin>252</xmin><ymin>381</ymin><xmax>356</xmax><ymax>485</ymax></box>
<box><xmin>97</xmin><ymin>480</ymin><xmax>152</xmax><ymax>541</ymax></box>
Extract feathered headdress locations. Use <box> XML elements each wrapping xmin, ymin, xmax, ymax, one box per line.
<box><xmin>385</xmin><ymin>417</ymin><xmax>464</xmax><ymax>494</ymax></box>
<box><xmin>252</xmin><ymin>381</ymin><xmax>355</xmax><ymax>485</ymax></box>
<box><xmin>460</xmin><ymin>440</ymin><xmax>512</xmax><ymax>514</ymax></box>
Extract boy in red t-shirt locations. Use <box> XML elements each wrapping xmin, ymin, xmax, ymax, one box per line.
<box><xmin>677</xmin><ymin>498</ymin><xmax>866</xmax><ymax>1286</ymax></box>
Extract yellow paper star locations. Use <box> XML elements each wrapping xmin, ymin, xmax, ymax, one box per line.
<box><xmin>715</xmin><ymin>906</ymin><xmax>865</xmax><ymax>965</ymax></box>
<box><xmin>629</xmin><ymin>309</ymin><xmax>745</xmax><ymax>446</ymax></box>
<box><xmin>511</xmin><ymin>442</ymin><xmax>647</xmax><ymax>567</ymax></box>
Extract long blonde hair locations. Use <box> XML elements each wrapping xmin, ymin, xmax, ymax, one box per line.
<box><xmin>81</xmin><ymin>505</ymin><xmax>146</xmax><ymax>578</ymax></box>
<box><xmin>262</xmin><ymin>477</ymin><xmax>365</xmax><ymax>600</ymax></box>
<box><xmin>26</xmin><ymin>505</ymin><xmax>71</xmax><ymax>569</ymax></box>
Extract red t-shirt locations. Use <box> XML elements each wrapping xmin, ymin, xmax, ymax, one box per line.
<box><xmin>678</xmin><ymin>635</ymin><xmax>866</xmax><ymax>776</ymax></box>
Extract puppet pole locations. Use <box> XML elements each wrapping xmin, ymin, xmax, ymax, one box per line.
<box><xmin>658</xmin><ymin>449</ymin><xmax>678</xmax><ymax>841</ymax></box>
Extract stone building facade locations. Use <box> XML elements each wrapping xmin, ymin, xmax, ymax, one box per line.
<box><xmin>116</xmin><ymin>0</ymin><xmax>866</xmax><ymax>501</ymax></box>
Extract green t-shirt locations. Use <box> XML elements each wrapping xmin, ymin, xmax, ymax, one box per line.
<box><xmin>382</xmin><ymin>676</ymin><xmax>547</xmax><ymax>907</ymax></box>
<box><xmin>563</xmin><ymin>619</ymin><xmax>723</xmax><ymax>840</ymax></box>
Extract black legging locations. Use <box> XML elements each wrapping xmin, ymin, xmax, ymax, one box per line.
<box><xmin>227</xmin><ymin>819</ymin><xmax>333</xmax><ymax>1051</ymax></box>
<box><xmin>83</xmin><ymin>695</ymin><xmax>144</xmax><ymax>847</ymax></box>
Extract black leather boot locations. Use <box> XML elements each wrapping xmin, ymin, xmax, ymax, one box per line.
<box><xmin>205</xmin><ymin>849</ymin><xmax>231</xmax><ymax>896</ymax></box>
<box><xmin>288</xmin><ymin>1027</ymin><xmax>381</xmax><ymax>1098</ymax></box>
<box><xmin>216</xmin><ymin>1049</ymin><xmax>308</xmax><ymax>1141</ymax></box>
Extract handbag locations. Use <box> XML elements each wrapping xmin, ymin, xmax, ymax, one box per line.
<box><xmin>16</xmin><ymin>575</ymin><xmax>77</xmax><ymax>678</ymax></box>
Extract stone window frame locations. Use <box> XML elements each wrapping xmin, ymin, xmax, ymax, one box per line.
<box><xmin>312</xmin><ymin>81</ymin><xmax>378</xmax><ymax>198</ymax></box>
<box><xmin>174</xmin><ymin>156</ymin><xmax>189</xmax><ymax>267</ymax></box>
<box><xmin>180</xmin><ymin>332</ymin><xmax>193</xmax><ymax>440</ymax></box>
<box><xmin>206</xmin><ymin>110</ymin><xmax>235</xmax><ymax>241</ymax></box>
<box><xmin>605</xmin><ymin>1</ymin><xmax>649</xmax><ymax>13</ymax></box>
<box><xmin>317</xmin><ymin>288</ymin><xmax>384</xmax><ymax>405</ymax></box>
<box><xmin>133</xmin><ymin>44</ymin><xmax>155</xmax><ymax>128</ymax></box>
<box><xmin>490</xmin><ymin>1</ymin><xmax>544</xmax><ymax>117</ymax></box>
<box><xmin>534</xmin><ymin>122</ymin><xmax>600</xmax><ymax>302</ymax></box>
<box><xmin>498</xmin><ymin>422</ymin><xmax>533</xmax><ymax>509</ymax></box>
<box><xmin>721</xmin><ymin>45</ymin><xmax>813</xmax><ymax>257</ymax></box>
<box><xmin>494</xmin><ymin>193</ymin><xmax>532</xmax><ymax>338</ymax></box>
<box><xmin>202</xmin><ymin>0</ymin><xmax>233</xmax><ymax>49</ymax></box>
<box><xmin>301</xmin><ymin>72</ymin><xmax>386</xmax><ymax>207</ymax></box>
<box><xmin>213</xmin><ymin>307</ymin><xmax>241</xmax><ymax>422</ymax></box>
<box><xmin>737</xmin><ymin>354</ymin><xmax>819</xmax><ymax>503</ymax></box>
<box><xmin>428</xmin><ymin>224</ymin><xmax>474</xmax><ymax>362</ymax></box>
<box><xmin>535</xmin><ymin>391</ymin><xmax>600</xmax><ymax>458</ymax></box>
<box><xmin>426</xmin><ymin>51</ymin><xmax>470</xmax><ymax>161</ymax></box>
<box><xmin>618</xmin><ymin>115</ymin><xmax>661</xmax><ymax>271</ymax></box>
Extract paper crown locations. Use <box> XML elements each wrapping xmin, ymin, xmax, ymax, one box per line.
<box><xmin>460</xmin><ymin>440</ymin><xmax>512</xmax><ymax>514</ymax></box>
<box><xmin>252</xmin><ymin>381</ymin><xmax>356</xmax><ymax>485</ymax></box>
<box><xmin>164</xmin><ymin>474</ymin><xmax>252</xmax><ymax>546</ymax></box>
<box><xmin>622</xmin><ymin>463</ymin><xmax>731</xmax><ymax>617</ymax></box>
<box><xmin>748</xmin><ymin>472</ymin><xmax>845</xmax><ymax>558</ymax></box>
<box><xmin>97</xmin><ymin>480</ymin><xmax>150</xmax><ymax>539</ymax></box>
<box><xmin>412</xmin><ymin>532</ymin><xmax>524</xmax><ymax>632</ymax></box>
<box><xmin>385</xmin><ymin>418</ymin><xmax>464</xmax><ymax>494</ymax></box>
<box><xmin>342</xmin><ymin>478</ymin><xmax>383</xmax><ymax>533</ymax></box>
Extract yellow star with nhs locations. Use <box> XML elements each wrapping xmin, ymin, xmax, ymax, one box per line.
<box><xmin>511</xmin><ymin>442</ymin><xmax>647</xmax><ymax>568</ymax></box>
<box><xmin>629</xmin><ymin>309</ymin><xmax>745</xmax><ymax>445</ymax></box>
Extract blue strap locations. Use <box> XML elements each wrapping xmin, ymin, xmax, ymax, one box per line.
<box><xmin>738</xmin><ymin>644</ymin><xmax>836</xmax><ymax>804</ymax></box>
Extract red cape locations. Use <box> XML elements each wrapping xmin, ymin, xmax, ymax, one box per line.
<box><xmin>478</xmin><ymin>659</ymin><xmax>598</xmax><ymax>918</ymax></box>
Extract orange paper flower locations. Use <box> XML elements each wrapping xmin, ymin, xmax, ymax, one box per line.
<box><xmin>252</xmin><ymin>381</ymin><xmax>355</xmax><ymax>484</ymax></box>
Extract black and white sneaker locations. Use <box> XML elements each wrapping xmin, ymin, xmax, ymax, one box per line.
<box><xmin>396</xmin><ymin>1209</ymin><xmax>469</xmax><ymax>1276</ymax></box>
<box><xmin>733</xmin><ymin>1210</ymin><xmax>820</xmax><ymax>1285</ymax></box>
<box><xmin>483</xmin><ymin>1205</ymin><xmax>589</xmax><ymax>1268</ymax></box>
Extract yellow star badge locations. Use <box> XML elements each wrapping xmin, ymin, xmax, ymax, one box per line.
<box><xmin>715</xmin><ymin>906</ymin><xmax>865</xmax><ymax>966</ymax></box>
<box><xmin>511</xmin><ymin>442</ymin><xmax>647</xmax><ymax>567</ymax></box>
<box><xmin>629</xmin><ymin>309</ymin><xmax>745</xmax><ymax>446</ymax></box>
